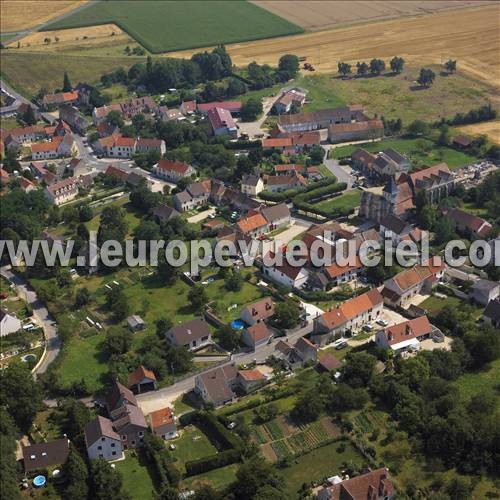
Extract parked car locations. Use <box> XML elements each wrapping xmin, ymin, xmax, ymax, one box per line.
<box><xmin>335</xmin><ymin>341</ymin><xmax>348</xmax><ymax>350</ymax></box>
<box><xmin>363</xmin><ymin>324</ymin><xmax>374</xmax><ymax>332</ymax></box>
<box><xmin>376</xmin><ymin>319</ymin><xmax>389</xmax><ymax>327</ymax></box>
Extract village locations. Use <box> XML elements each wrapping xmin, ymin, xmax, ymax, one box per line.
<box><xmin>1</xmin><ymin>11</ymin><xmax>499</xmax><ymax>500</ymax></box>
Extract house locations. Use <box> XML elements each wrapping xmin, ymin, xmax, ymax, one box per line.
<box><xmin>153</xmin><ymin>203</ymin><xmax>180</xmax><ymax>223</ymax></box>
<box><xmin>42</xmin><ymin>90</ymin><xmax>79</xmax><ymax>108</ymax></box>
<box><xmin>317</xmin><ymin>353</ymin><xmax>342</xmax><ymax>373</ymax></box>
<box><xmin>53</xmin><ymin>119</ymin><xmax>72</xmax><ymax>137</ymax></box>
<box><xmin>261</xmin><ymin>256</ymin><xmax>309</xmax><ymax>289</ymax></box>
<box><xmin>207</xmin><ymin>107</ymin><xmax>237</xmax><ymax>137</ymax></box>
<box><xmin>153</xmin><ymin>159</ymin><xmax>195</xmax><ymax>182</ymax></box>
<box><xmin>96</xmin><ymin>121</ymin><xmax>120</xmax><ymax>138</ymax></box>
<box><xmin>328</xmin><ymin>119</ymin><xmax>384</xmax><ymax>144</ymax></box>
<box><xmin>289</xmin><ymin>131</ymin><xmax>321</xmax><ymax>152</ymax></box>
<box><xmin>241</xmin><ymin>322</ymin><xmax>273</xmax><ymax>349</ymax></box>
<box><xmin>374</xmin><ymin>148</ymin><xmax>411</xmax><ymax>176</ymax></box>
<box><xmin>241</xmin><ymin>174</ymin><xmax>264</xmax><ymax>196</ymax></box>
<box><xmin>237</xmin><ymin>212</ymin><xmax>269</xmax><ymax>238</ymax></box>
<box><xmin>160</xmin><ymin>108</ymin><xmax>185</xmax><ymax>122</ymax></box>
<box><xmin>127</xmin><ymin>315</ymin><xmax>146</xmax><ymax>332</ymax></box>
<box><xmin>97</xmin><ymin>135</ymin><xmax>136</xmax><ymax>158</ymax></box>
<box><xmin>0</xmin><ymin>168</ymin><xmax>10</xmax><ymax>185</ymax></box>
<box><xmin>379</xmin><ymin>214</ymin><xmax>411</xmax><ymax>245</ymax></box>
<box><xmin>92</xmin><ymin>103</ymin><xmax>123</xmax><ymax>125</ymax></box>
<box><xmin>452</xmin><ymin>135</ymin><xmax>472</xmax><ymax>149</ymax></box>
<box><xmin>482</xmin><ymin>298</ymin><xmax>500</xmax><ymax>328</ymax></box>
<box><xmin>105</xmin><ymin>380</ymin><xmax>138</xmax><ymax>417</ymax></box>
<box><xmin>273</xmin><ymin>89</ymin><xmax>307</xmax><ymax>114</ymax></box>
<box><xmin>16</xmin><ymin>102</ymin><xmax>41</xmax><ymax>122</ymax></box>
<box><xmin>180</xmin><ymin>100</ymin><xmax>197</xmax><ymax>115</ymax></box>
<box><xmin>266</xmin><ymin>173</ymin><xmax>306</xmax><ymax>192</ymax></box>
<box><xmin>165</xmin><ymin>318</ymin><xmax>211</xmax><ymax>351</ymax></box>
<box><xmin>8</xmin><ymin>125</ymin><xmax>46</xmax><ymax>144</ymax></box>
<box><xmin>104</xmin><ymin>165</ymin><xmax>129</xmax><ymax>183</ymax></box>
<box><xmin>85</xmin><ymin>416</ymin><xmax>123</xmax><ymax>461</ymax></box>
<box><xmin>67</xmin><ymin>158</ymin><xmax>89</xmax><ymax>178</ymax></box>
<box><xmin>45</xmin><ymin>176</ymin><xmax>82</xmax><ymax>205</ymax></box>
<box><xmin>187</xmin><ymin>180</ymin><xmax>211</xmax><ymax>204</ymax></box>
<box><xmin>31</xmin><ymin>134</ymin><xmax>76</xmax><ymax>160</ymax></box>
<box><xmin>0</xmin><ymin>309</ymin><xmax>22</xmax><ymax>336</ymax></box>
<box><xmin>194</xmin><ymin>364</ymin><xmax>238</xmax><ymax>407</ymax></box>
<box><xmin>324</xmin><ymin>256</ymin><xmax>363</xmax><ymax>286</ymax></box>
<box><xmin>274</xmin><ymin>336</ymin><xmax>318</xmax><ymax>369</ymax></box>
<box><xmin>352</xmin><ymin>148</ymin><xmax>377</xmax><ymax>177</ymax></box>
<box><xmin>312</xmin><ymin>288</ymin><xmax>384</xmax><ymax>345</ymax></box>
<box><xmin>375</xmin><ymin>315</ymin><xmax>443</xmax><ymax>354</ymax></box>
<box><xmin>59</xmin><ymin>105</ymin><xmax>91</xmax><ymax>134</ymax></box>
<box><xmin>317</xmin><ymin>467</ymin><xmax>394</xmax><ymax>500</ymax></box>
<box><xmin>22</xmin><ymin>438</ymin><xmax>70</xmax><ymax>473</ymax></box>
<box><xmin>240</xmin><ymin>297</ymin><xmax>275</xmax><ymax>327</ymax></box>
<box><xmin>262</xmin><ymin>137</ymin><xmax>293</xmax><ymax>152</ymax></box>
<box><xmin>197</xmin><ymin>101</ymin><xmax>241</xmax><ymax>115</ymax></box>
<box><xmin>120</xmin><ymin>96</ymin><xmax>159</xmax><ymax>119</ymax></box>
<box><xmin>18</xmin><ymin>177</ymin><xmax>37</xmax><ymax>193</ymax></box>
<box><xmin>471</xmin><ymin>279</ymin><xmax>500</xmax><ymax>306</ymax></box>
<box><xmin>278</xmin><ymin>105</ymin><xmax>366</xmax><ymax>133</ymax></box>
<box><xmin>75</xmin><ymin>82</ymin><xmax>94</xmax><ymax>105</ymax></box>
<box><xmin>443</xmin><ymin>208</ymin><xmax>492</xmax><ymax>239</ymax></box>
<box><xmin>260</xmin><ymin>203</ymin><xmax>291</xmax><ymax>230</ymax></box>
<box><xmin>274</xmin><ymin>164</ymin><xmax>304</xmax><ymax>175</ymax></box>
<box><xmin>173</xmin><ymin>190</ymin><xmax>195</xmax><ymax>212</ymax></box>
<box><xmin>149</xmin><ymin>407</ymin><xmax>177</xmax><ymax>440</ymax></box>
<box><xmin>382</xmin><ymin>262</ymin><xmax>444</xmax><ymax>307</ymax></box>
<box><xmin>237</xmin><ymin>369</ymin><xmax>266</xmax><ymax>392</ymax></box>
<box><xmin>128</xmin><ymin>365</ymin><xmax>157</xmax><ymax>394</ymax></box>
<box><xmin>136</xmin><ymin>138</ymin><xmax>166</xmax><ymax>156</ymax></box>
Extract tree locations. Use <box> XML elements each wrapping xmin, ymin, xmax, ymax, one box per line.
<box><xmin>444</xmin><ymin>59</ymin><xmax>457</xmax><ymax>73</ymax></box>
<box><xmin>417</xmin><ymin>68</ymin><xmax>436</xmax><ymax>87</ymax></box>
<box><xmin>105</xmin><ymin>287</ymin><xmax>129</xmax><ymax>321</ymax></box>
<box><xmin>56</xmin><ymin>268</ymin><xmax>72</xmax><ymax>288</ymax></box>
<box><xmin>156</xmin><ymin>254</ymin><xmax>180</xmax><ymax>285</ymax></box>
<box><xmin>165</xmin><ymin>345</ymin><xmax>193</xmax><ymax>374</ymax></box>
<box><xmin>434</xmin><ymin>216</ymin><xmax>457</xmax><ymax>245</ymax></box>
<box><xmin>0</xmin><ymin>362</ymin><xmax>42</xmax><ymax>431</ymax></box>
<box><xmin>193</xmin><ymin>485</ymin><xmax>221</xmax><ymax>500</ymax></box>
<box><xmin>418</xmin><ymin>204</ymin><xmax>436</xmax><ymax>230</ymax></box>
<box><xmin>75</xmin><ymin>287</ymin><xmax>91</xmax><ymax>307</ymax></box>
<box><xmin>445</xmin><ymin>477</ymin><xmax>472</xmax><ymax>500</ymax></box>
<box><xmin>215</xmin><ymin>324</ymin><xmax>240</xmax><ymax>351</ymax></box>
<box><xmin>62</xmin><ymin>72</ymin><xmax>72</xmax><ymax>92</ymax></box>
<box><xmin>62</xmin><ymin>446</ymin><xmax>89</xmax><ymax>500</ymax></box>
<box><xmin>225</xmin><ymin>268</ymin><xmax>242</xmax><ymax>291</ymax></box>
<box><xmin>309</xmin><ymin>144</ymin><xmax>325</xmax><ymax>165</ymax></box>
<box><xmin>105</xmin><ymin>327</ymin><xmax>131</xmax><ymax>356</ymax></box>
<box><xmin>90</xmin><ymin>459</ymin><xmax>126</xmax><ymax>500</ymax></box>
<box><xmin>0</xmin><ymin>408</ymin><xmax>21</xmax><ymax>500</ymax></box>
<box><xmin>22</xmin><ymin>105</ymin><xmax>37</xmax><ymax>125</ymax></box>
<box><xmin>337</xmin><ymin>62</ymin><xmax>351</xmax><ymax>77</ymax></box>
<box><xmin>56</xmin><ymin>398</ymin><xmax>92</xmax><ymax>446</ymax></box>
<box><xmin>273</xmin><ymin>299</ymin><xmax>301</xmax><ymax>329</ymax></box>
<box><xmin>156</xmin><ymin>317</ymin><xmax>173</xmax><ymax>338</ymax></box>
<box><xmin>437</xmin><ymin>124</ymin><xmax>451</xmax><ymax>146</ymax></box>
<box><xmin>79</xmin><ymin>204</ymin><xmax>93</xmax><ymax>222</ymax></box>
<box><xmin>389</xmin><ymin>56</ymin><xmax>405</xmax><ymax>74</ymax></box>
<box><xmin>292</xmin><ymin>390</ymin><xmax>324</xmax><ymax>422</ymax></box>
<box><xmin>226</xmin><ymin>77</ymin><xmax>247</xmax><ymax>97</ymax></box>
<box><xmin>356</xmin><ymin>61</ymin><xmax>368</xmax><ymax>76</ymax></box>
<box><xmin>106</xmin><ymin>109</ymin><xmax>124</xmax><ymax>127</ymax></box>
<box><xmin>407</xmin><ymin>119</ymin><xmax>430</xmax><ymax>137</ymax></box>
<box><xmin>342</xmin><ymin>352</ymin><xmax>377</xmax><ymax>388</ymax></box>
<box><xmin>278</xmin><ymin>54</ymin><xmax>300</xmax><ymax>80</ymax></box>
<box><xmin>241</xmin><ymin>98</ymin><xmax>263</xmax><ymax>122</ymax></box>
<box><xmin>232</xmin><ymin>457</ymin><xmax>284</xmax><ymax>499</ymax></box>
<box><xmin>188</xmin><ymin>284</ymin><xmax>207</xmax><ymax>312</ymax></box>
<box><xmin>369</xmin><ymin>58</ymin><xmax>385</xmax><ymax>75</ymax></box>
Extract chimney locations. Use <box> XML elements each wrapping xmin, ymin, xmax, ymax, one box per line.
<box><xmin>405</xmin><ymin>324</ymin><xmax>412</xmax><ymax>336</ymax></box>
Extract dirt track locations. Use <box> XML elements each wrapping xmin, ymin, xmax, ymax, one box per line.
<box><xmin>170</xmin><ymin>5</ymin><xmax>499</xmax><ymax>88</ymax></box>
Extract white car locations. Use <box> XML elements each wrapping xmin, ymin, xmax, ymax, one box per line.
<box><xmin>376</xmin><ymin>319</ymin><xmax>389</xmax><ymax>327</ymax></box>
<box><xmin>227</xmin><ymin>422</ymin><xmax>236</xmax><ymax>430</ymax></box>
<box><xmin>362</xmin><ymin>324</ymin><xmax>374</xmax><ymax>332</ymax></box>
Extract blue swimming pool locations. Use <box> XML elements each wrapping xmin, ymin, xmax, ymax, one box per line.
<box><xmin>230</xmin><ymin>319</ymin><xmax>245</xmax><ymax>330</ymax></box>
<box><xmin>33</xmin><ymin>475</ymin><xmax>46</xmax><ymax>488</ymax></box>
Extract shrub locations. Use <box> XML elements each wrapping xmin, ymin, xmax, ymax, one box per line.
<box><xmin>185</xmin><ymin>448</ymin><xmax>240</xmax><ymax>476</ymax></box>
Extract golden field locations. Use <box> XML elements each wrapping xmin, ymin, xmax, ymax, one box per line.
<box><xmin>457</xmin><ymin>121</ymin><xmax>500</xmax><ymax>144</ymax></box>
<box><xmin>171</xmin><ymin>4</ymin><xmax>500</xmax><ymax>89</ymax></box>
<box><xmin>0</xmin><ymin>1</ymin><xmax>88</xmax><ymax>33</ymax></box>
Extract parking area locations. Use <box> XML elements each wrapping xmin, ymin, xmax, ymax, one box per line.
<box><xmin>379</xmin><ymin>308</ymin><xmax>407</xmax><ymax>327</ymax></box>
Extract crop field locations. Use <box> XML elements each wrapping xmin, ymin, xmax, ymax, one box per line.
<box><xmin>457</xmin><ymin>120</ymin><xmax>500</xmax><ymax>144</ymax></box>
<box><xmin>0</xmin><ymin>1</ymin><xmax>88</xmax><ymax>33</ymax></box>
<box><xmin>172</xmin><ymin>5</ymin><xmax>500</xmax><ymax>88</ymax></box>
<box><xmin>44</xmin><ymin>0</ymin><xmax>303</xmax><ymax>53</ymax></box>
<box><xmin>252</xmin><ymin>0</ymin><xmax>494</xmax><ymax>31</ymax></box>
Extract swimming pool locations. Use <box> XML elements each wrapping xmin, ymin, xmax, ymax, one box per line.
<box><xmin>230</xmin><ymin>319</ymin><xmax>245</xmax><ymax>330</ymax></box>
<box><xmin>33</xmin><ymin>475</ymin><xmax>46</xmax><ymax>488</ymax></box>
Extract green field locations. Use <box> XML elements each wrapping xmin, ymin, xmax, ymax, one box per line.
<box><xmin>45</xmin><ymin>0</ymin><xmax>303</xmax><ymax>53</ymax></box>
<box><xmin>181</xmin><ymin>463</ymin><xmax>238</xmax><ymax>491</ymax></box>
<box><xmin>115</xmin><ymin>451</ymin><xmax>157</xmax><ymax>499</ymax></box>
<box><xmin>313</xmin><ymin>190</ymin><xmax>362</xmax><ymax>212</ymax></box>
<box><xmin>331</xmin><ymin>137</ymin><xmax>478</xmax><ymax>170</ymax></box>
<box><xmin>453</xmin><ymin>359</ymin><xmax>500</xmax><ymax>402</ymax></box>
<box><xmin>172</xmin><ymin>426</ymin><xmax>218</xmax><ymax>474</ymax></box>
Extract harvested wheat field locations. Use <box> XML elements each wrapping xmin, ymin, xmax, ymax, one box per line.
<box><xmin>457</xmin><ymin>121</ymin><xmax>500</xmax><ymax>144</ymax></box>
<box><xmin>252</xmin><ymin>0</ymin><xmax>495</xmax><ymax>31</ymax></box>
<box><xmin>8</xmin><ymin>24</ymin><xmax>130</xmax><ymax>50</ymax></box>
<box><xmin>0</xmin><ymin>1</ymin><xmax>88</xmax><ymax>33</ymax></box>
<box><xmin>171</xmin><ymin>5</ymin><xmax>499</xmax><ymax>88</ymax></box>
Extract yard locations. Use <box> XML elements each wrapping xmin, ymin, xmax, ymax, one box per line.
<box><xmin>45</xmin><ymin>0</ymin><xmax>303</xmax><ymax>53</ymax></box>
<box><xmin>453</xmin><ymin>358</ymin><xmax>500</xmax><ymax>403</ymax></box>
<box><xmin>180</xmin><ymin>464</ymin><xmax>238</xmax><ymax>491</ymax></box>
<box><xmin>313</xmin><ymin>190</ymin><xmax>362</xmax><ymax>212</ymax></box>
<box><xmin>171</xmin><ymin>425</ymin><xmax>218</xmax><ymax>474</ymax></box>
<box><xmin>331</xmin><ymin>137</ymin><xmax>478</xmax><ymax>170</ymax></box>
<box><xmin>114</xmin><ymin>451</ymin><xmax>157</xmax><ymax>500</ymax></box>
<box><xmin>85</xmin><ymin>198</ymin><xmax>143</xmax><ymax>236</ymax></box>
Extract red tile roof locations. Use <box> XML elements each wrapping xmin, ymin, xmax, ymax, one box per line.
<box><xmin>262</xmin><ymin>137</ymin><xmax>293</xmax><ymax>148</ymax></box>
<box><xmin>128</xmin><ymin>365</ymin><xmax>156</xmax><ymax>387</ymax></box>
<box><xmin>383</xmin><ymin>316</ymin><xmax>434</xmax><ymax>345</ymax></box>
<box><xmin>245</xmin><ymin>322</ymin><xmax>272</xmax><ymax>343</ymax></box>
<box><xmin>197</xmin><ymin>101</ymin><xmax>241</xmax><ymax>113</ymax></box>
<box><xmin>237</xmin><ymin>213</ymin><xmax>268</xmax><ymax>234</ymax></box>
<box><xmin>150</xmin><ymin>407</ymin><xmax>174</xmax><ymax>429</ymax></box>
<box><xmin>238</xmin><ymin>369</ymin><xmax>265</xmax><ymax>381</ymax></box>
<box><xmin>156</xmin><ymin>159</ymin><xmax>191</xmax><ymax>175</ymax></box>
<box><xmin>324</xmin><ymin>256</ymin><xmax>362</xmax><ymax>280</ymax></box>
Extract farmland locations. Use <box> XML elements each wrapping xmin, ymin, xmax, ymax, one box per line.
<box><xmin>44</xmin><ymin>0</ymin><xmax>303</xmax><ymax>53</ymax></box>
<box><xmin>171</xmin><ymin>4</ymin><xmax>500</xmax><ymax>88</ymax></box>
<box><xmin>457</xmin><ymin>120</ymin><xmax>500</xmax><ymax>144</ymax></box>
<box><xmin>0</xmin><ymin>1</ymin><xmax>88</xmax><ymax>32</ymax></box>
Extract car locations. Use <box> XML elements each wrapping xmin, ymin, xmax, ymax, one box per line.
<box><xmin>376</xmin><ymin>319</ymin><xmax>389</xmax><ymax>327</ymax></box>
<box><xmin>335</xmin><ymin>341</ymin><xmax>348</xmax><ymax>350</ymax></box>
<box><xmin>363</xmin><ymin>324</ymin><xmax>374</xmax><ymax>332</ymax></box>
<box><xmin>208</xmin><ymin>213</ymin><xmax>216</xmax><ymax>219</ymax></box>
<box><xmin>227</xmin><ymin>422</ymin><xmax>236</xmax><ymax>430</ymax></box>
<box><xmin>169</xmin><ymin>444</ymin><xmax>176</xmax><ymax>450</ymax></box>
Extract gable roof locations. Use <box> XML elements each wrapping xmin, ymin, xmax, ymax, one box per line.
<box><xmin>85</xmin><ymin>416</ymin><xmax>120</xmax><ymax>447</ymax></box>
<box><xmin>241</xmin><ymin>174</ymin><xmax>261</xmax><ymax>187</ymax></box>
<box><xmin>237</xmin><ymin>212</ymin><xmax>268</xmax><ymax>234</ymax></box>
<box><xmin>329</xmin><ymin>119</ymin><xmax>383</xmax><ymax>134</ymax></box>
<box><xmin>245</xmin><ymin>322</ymin><xmax>273</xmax><ymax>343</ymax></box>
<box><xmin>167</xmin><ymin>318</ymin><xmax>210</xmax><ymax>345</ymax></box>
<box><xmin>156</xmin><ymin>159</ymin><xmax>192</xmax><ymax>175</ymax></box>
<box><xmin>409</xmin><ymin>163</ymin><xmax>452</xmax><ymax>189</ymax></box>
<box><xmin>238</xmin><ymin>369</ymin><xmax>265</xmax><ymax>382</ymax></box>
<box><xmin>324</xmin><ymin>256</ymin><xmax>362</xmax><ymax>280</ymax></box>
<box><xmin>128</xmin><ymin>365</ymin><xmax>156</xmax><ymax>387</ymax></box>
<box><xmin>262</xmin><ymin>137</ymin><xmax>293</xmax><ymax>148</ymax></box>
<box><xmin>241</xmin><ymin>297</ymin><xmax>275</xmax><ymax>322</ymax></box>
<box><xmin>380</xmin><ymin>214</ymin><xmax>409</xmax><ymax>235</ymax></box>
<box><xmin>260</xmin><ymin>203</ymin><xmax>290</xmax><ymax>224</ymax></box>
<box><xmin>483</xmin><ymin>298</ymin><xmax>500</xmax><ymax>322</ymax></box>
<box><xmin>382</xmin><ymin>316</ymin><xmax>434</xmax><ymax>346</ymax></box>
<box><xmin>105</xmin><ymin>380</ymin><xmax>137</xmax><ymax>413</ymax></box>
<box><xmin>198</xmin><ymin>364</ymin><xmax>238</xmax><ymax>403</ymax></box>
<box><xmin>112</xmin><ymin>403</ymin><xmax>147</xmax><ymax>431</ymax></box>
<box><xmin>207</xmin><ymin>107</ymin><xmax>236</xmax><ymax>130</ymax></box>
<box><xmin>150</xmin><ymin>407</ymin><xmax>175</xmax><ymax>430</ymax></box>
<box><xmin>445</xmin><ymin>208</ymin><xmax>492</xmax><ymax>236</ymax></box>
<box><xmin>197</xmin><ymin>101</ymin><xmax>241</xmax><ymax>113</ymax></box>
<box><xmin>318</xmin><ymin>353</ymin><xmax>342</xmax><ymax>371</ymax></box>
<box><xmin>23</xmin><ymin>438</ymin><xmax>70</xmax><ymax>472</ymax></box>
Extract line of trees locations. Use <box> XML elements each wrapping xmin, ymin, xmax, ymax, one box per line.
<box><xmin>337</xmin><ymin>56</ymin><xmax>405</xmax><ymax>77</ymax></box>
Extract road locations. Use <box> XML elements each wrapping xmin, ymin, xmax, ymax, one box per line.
<box><xmin>136</xmin><ymin>322</ymin><xmax>313</xmax><ymax>415</ymax></box>
<box><xmin>237</xmin><ymin>95</ymin><xmax>276</xmax><ymax>139</ymax></box>
<box><xmin>0</xmin><ymin>265</ymin><xmax>60</xmax><ymax>377</ymax></box>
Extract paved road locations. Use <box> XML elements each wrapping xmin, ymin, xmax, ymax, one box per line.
<box><xmin>0</xmin><ymin>265</ymin><xmax>60</xmax><ymax>377</ymax></box>
<box><xmin>136</xmin><ymin>322</ymin><xmax>313</xmax><ymax>415</ymax></box>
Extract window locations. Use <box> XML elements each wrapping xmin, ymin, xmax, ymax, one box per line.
<box><xmin>112</xmin><ymin>451</ymin><xmax>116</xmax><ymax>456</ymax></box>
<box><xmin>138</xmin><ymin>431</ymin><xmax>144</xmax><ymax>437</ymax></box>
<box><xmin>122</xmin><ymin>435</ymin><xmax>127</xmax><ymax>441</ymax></box>
<box><xmin>201</xmin><ymin>335</ymin><xmax>209</xmax><ymax>341</ymax></box>
<box><xmin>101</xmin><ymin>437</ymin><xmax>105</xmax><ymax>442</ymax></box>
<box><xmin>111</xmin><ymin>443</ymin><xmax>115</xmax><ymax>448</ymax></box>
<box><xmin>97</xmin><ymin>446</ymin><xmax>102</xmax><ymax>451</ymax></box>
<box><xmin>131</xmin><ymin>440</ymin><xmax>136</xmax><ymax>446</ymax></box>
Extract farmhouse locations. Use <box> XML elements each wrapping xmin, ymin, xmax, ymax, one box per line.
<box><xmin>241</xmin><ymin>174</ymin><xmax>264</xmax><ymax>196</ymax></box>
<box><xmin>482</xmin><ymin>298</ymin><xmax>500</xmax><ymax>328</ymax></box>
<box><xmin>379</xmin><ymin>214</ymin><xmax>412</xmax><ymax>245</ymax></box>
<box><xmin>22</xmin><ymin>438</ymin><xmax>70</xmax><ymax>473</ymax></box>
<box><xmin>8</xmin><ymin>125</ymin><xmax>46</xmax><ymax>144</ymax></box>
<box><xmin>442</xmin><ymin>207</ymin><xmax>492</xmax><ymax>239</ymax></box>
<box><xmin>260</xmin><ymin>203</ymin><xmax>291</xmax><ymax>230</ymax></box>
<box><xmin>92</xmin><ymin>103</ymin><xmax>123</xmax><ymax>125</ymax></box>
<box><xmin>153</xmin><ymin>159</ymin><xmax>195</xmax><ymax>182</ymax></box>
<box><xmin>42</xmin><ymin>91</ymin><xmax>79</xmax><ymax>108</ymax></box>
<box><xmin>328</xmin><ymin>119</ymin><xmax>384</xmax><ymax>144</ymax></box>
<box><xmin>312</xmin><ymin>288</ymin><xmax>384</xmax><ymax>345</ymax></box>
<box><xmin>273</xmin><ymin>89</ymin><xmax>307</xmax><ymax>114</ymax></box>
<box><xmin>237</xmin><ymin>369</ymin><xmax>266</xmax><ymax>392</ymax></box>
<box><xmin>67</xmin><ymin>157</ymin><xmax>89</xmax><ymax>178</ymax></box>
<box><xmin>96</xmin><ymin>135</ymin><xmax>136</xmax><ymax>158</ymax></box>
<box><xmin>471</xmin><ymin>279</ymin><xmax>500</xmax><ymax>306</ymax></box>
<box><xmin>153</xmin><ymin>203</ymin><xmax>180</xmax><ymax>223</ymax></box>
<box><xmin>261</xmin><ymin>256</ymin><xmax>309</xmax><ymax>289</ymax></box>
<box><xmin>324</xmin><ymin>256</ymin><xmax>363</xmax><ymax>286</ymax></box>
<box><xmin>237</xmin><ymin>212</ymin><xmax>269</xmax><ymax>238</ymax></box>
<box><xmin>180</xmin><ymin>100</ymin><xmax>197</xmax><ymax>115</ymax></box>
<box><xmin>207</xmin><ymin>107</ymin><xmax>238</xmax><ymax>137</ymax></box>
<box><xmin>194</xmin><ymin>364</ymin><xmax>238</xmax><ymax>407</ymax></box>
<box><xmin>274</xmin><ymin>336</ymin><xmax>318</xmax><ymax>369</ymax></box>
<box><xmin>240</xmin><ymin>297</ymin><xmax>275</xmax><ymax>326</ymax></box>
<box><xmin>0</xmin><ymin>309</ymin><xmax>22</xmax><ymax>336</ymax></box>
<box><xmin>84</xmin><ymin>416</ymin><xmax>123</xmax><ymax>462</ymax></box>
<box><xmin>120</xmin><ymin>96</ymin><xmax>159</xmax><ymax>119</ymax></box>
<box><xmin>149</xmin><ymin>407</ymin><xmax>177</xmax><ymax>440</ymax></box>
<box><xmin>104</xmin><ymin>165</ymin><xmax>129</xmax><ymax>183</ymax></box>
<box><xmin>136</xmin><ymin>138</ymin><xmax>166</xmax><ymax>155</ymax></box>
<box><xmin>266</xmin><ymin>172</ymin><xmax>307</xmax><ymax>192</ymax></box>
<box><xmin>59</xmin><ymin>105</ymin><xmax>91</xmax><ymax>134</ymax></box>
<box><xmin>165</xmin><ymin>318</ymin><xmax>211</xmax><ymax>351</ymax></box>
<box><xmin>197</xmin><ymin>101</ymin><xmax>241</xmax><ymax>115</ymax></box>
<box><xmin>278</xmin><ymin>105</ymin><xmax>366</xmax><ymax>133</ymax></box>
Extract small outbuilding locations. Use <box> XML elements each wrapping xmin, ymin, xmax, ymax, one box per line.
<box><xmin>127</xmin><ymin>315</ymin><xmax>146</xmax><ymax>332</ymax></box>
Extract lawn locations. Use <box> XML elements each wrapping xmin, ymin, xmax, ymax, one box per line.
<box><xmin>453</xmin><ymin>359</ymin><xmax>500</xmax><ymax>403</ymax></box>
<box><xmin>181</xmin><ymin>463</ymin><xmax>238</xmax><ymax>491</ymax></box>
<box><xmin>313</xmin><ymin>190</ymin><xmax>362</xmax><ymax>212</ymax></box>
<box><xmin>171</xmin><ymin>425</ymin><xmax>217</xmax><ymax>474</ymax></box>
<box><xmin>280</xmin><ymin>441</ymin><xmax>364</xmax><ymax>497</ymax></box>
<box><xmin>293</xmin><ymin>69</ymin><xmax>496</xmax><ymax>123</ymax></box>
<box><xmin>86</xmin><ymin>199</ymin><xmax>143</xmax><ymax>236</ymax></box>
<box><xmin>331</xmin><ymin>137</ymin><xmax>477</xmax><ymax>170</ymax></box>
<box><xmin>419</xmin><ymin>294</ymin><xmax>475</xmax><ymax>317</ymax></box>
<box><xmin>115</xmin><ymin>451</ymin><xmax>157</xmax><ymax>500</ymax></box>
<box><xmin>46</xmin><ymin>0</ymin><xmax>303</xmax><ymax>53</ymax></box>
<box><xmin>0</xmin><ymin>116</ymin><xmax>20</xmax><ymax>130</ymax></box>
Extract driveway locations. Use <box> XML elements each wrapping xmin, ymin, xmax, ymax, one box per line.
<box><xmin>272</xmin><ymin>219</ymin><xmax>310</xmax><ymax>244</ymax></box>
<box><xmin>0</xmin><ymin>266</ymin><xmax>60</xmax><ymax>377</ymax></box>
<box><xmin>136</xmin><ymin>323</ymin><xmax>313</xmax><ymax>415</ymax></box>
<box><xmin>323</xmin><ymin>155</ymin><xmax>353</xmax><ymax>188</ymax></box>
<box><xmin>187</xmin><ymin>208</ymin><xmax>215</xmax><ymax>224</ymax></box>
<box><xmin>237</xmin><ymin>96</ymin><xmax>276</xmax><ymax>139</ymax></box>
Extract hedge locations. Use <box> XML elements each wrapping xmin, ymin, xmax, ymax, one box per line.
<box><xmin>259</xmin><ymin>177</ymin><xmax>339</xmax><ymax>203</ymax></box>
<box><xmin>185</xmin><ymin>448</ymin><xmax>241</xmax><ymax>476</ymax></box>
<box><xmin>195</xmin><ymin>411</ymin><xmax>244</xmax><ymax>451</ymax></box>
<box><xmin>295</xmin><ymin>285</ymin><xmax>371</xmax><ymax>303</ymax></box>
<box><xmin>293</xmin><ymin>182</ymin><xmax>350</xmax><ymax>218</ymax></box>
